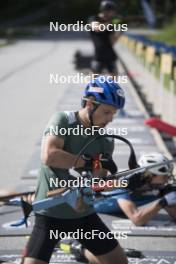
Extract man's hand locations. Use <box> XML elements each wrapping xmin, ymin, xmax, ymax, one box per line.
<box><xmin>159</xmin><ymin>184</ymin><xmax>176</xmax><ymax>196</ymax></box>
<box><xmin>82</xmin><ymin>187</ymin><xmax>94</xmax><ymax>205</ymax></box>
<box><xmin>82</xmin><ymin>154</ymin><xmax>117</xmax><ymax>174</ymax></box>
<box><xmin>91</xmin><ymin>21</ymin><xmax>101</xmax><ymax>32</ymax></box>
<box><xmin>159</xmin><ymin>191</ymin><xmax>176</xmax><ymax>207</ymax></box>
<box><xmin>75</xmin><ymin>187</ymin><xmax>94</xmax><ymax>213</ymax></box>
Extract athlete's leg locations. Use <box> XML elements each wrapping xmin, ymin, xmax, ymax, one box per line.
<box><xmin>23</xmin><ymin>258</ymin><xmax>46</xmax><ymax>264</ymax></box>
<box><xmin>84</xmin><ymin>245</ymin><xmax>128</xmax><ymax>264</ymax></box>
<box><xmin>22</xmin><ymin>214</ymin><xmax>59</xmax><ymax>264</ymax></box>
<box><xmin>77</xmin><ymin>214</ymin><xmax>127</xmax><ymax>264</ymax></box>
<box><xmin>164</xmin><ymin>205</ymin><xmax>176</xmax><ymax>220</ymax></box>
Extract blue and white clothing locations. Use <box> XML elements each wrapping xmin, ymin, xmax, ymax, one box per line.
<box><xmin>94</xmin><ymin>188</ymin><xmax>159</xmax><ymax>214</ymax></box>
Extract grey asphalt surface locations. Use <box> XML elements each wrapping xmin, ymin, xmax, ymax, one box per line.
<box><xmin>0</xmin><ymin>31</ymin><xmax>176</xmax><ymax>256</ymax></box>
<box><xmin>0</xmin><ymin>35</ymin><xmax>84</xmax><ymax>189</ymax></box>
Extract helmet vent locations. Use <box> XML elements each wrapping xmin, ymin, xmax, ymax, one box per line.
<box><xmin>158</xmin><ymin>167</ymin><xmax>167</xmax><ymax>173</ymax></box>
<box><xmin>110</xmin><ymin>91</ymin><xmax>116</xmax><ymax>103</ymax></box>
<box><xmin>99</xmin><ymin>93</ymin><xmax>107</xmax><ymax>100</ymax></box>
<box><xmin>92</xmin><ymin>82</ymin><xmax>97</xmax><ymax>87</ymax></box>
<box><xmin>147</xmin><ymin>159</ymin><xmax>155</xmax><ymax>163</ymax></box>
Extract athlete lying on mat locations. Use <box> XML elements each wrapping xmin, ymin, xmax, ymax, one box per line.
<box><xmin>1</xmin><ymin>152</ymin><xmax>176</xmax><ymax>229</ymax></box>
<box><xmin>1</xmin><ymin>152</ymin><xmax>176</xmax><ymax>263</ymax></box>
<box><xmin>95</xmin><ymin>153</ymin><xmax>176</xmax><ymax>226</ymax></box>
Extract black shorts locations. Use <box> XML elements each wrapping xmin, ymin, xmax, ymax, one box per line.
<box><xmin>91</xmin><ymin>59</ymin><xmax>117</xmax><ymax>74</ymax></box>
<box><xmin>23</xmin><ymin>213</ymin><xmax>118</xmax><ymax>263</ymax></box>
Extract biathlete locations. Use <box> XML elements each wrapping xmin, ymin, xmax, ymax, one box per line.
<box><xmin>95</xmin><ymin>153</ymin><xmax>176</xmax><ymax>225</ymax></box>
<box><xmin>88</xmin><ymin>0</ymin><xmax>124</xmax><ymax>75</ymax></box>
<box><xmin>22</xmin><ymin>76</ymin><xmax>128</xmax><ymax>264</ymax></box>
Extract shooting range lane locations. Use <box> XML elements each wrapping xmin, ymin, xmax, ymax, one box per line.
<box><xmin>0</xmin><ymin>206</ymin><xmax>34</xmax><ymax>236</ymax></box>
<box><xmin>0</xmin><ymin>249</ymin><xmax>176</xmax><ymax>264</ymax></box>
<box><xmin>0</xmin><ymin>34</ymin><xmax>176</xmax><ymax>261</ymax></box>
<box><xmin>99</xmin><ymin>212</ymin><xmax>176</xmax><ymax>237</ymax></box>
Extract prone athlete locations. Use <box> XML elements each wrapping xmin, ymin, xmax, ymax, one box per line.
<box><xmin>95</xmin><ymin>153</ymin><xmax>176</xmax><ymax>225</ymax></box>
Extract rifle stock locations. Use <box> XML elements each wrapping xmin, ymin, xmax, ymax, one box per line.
<box><xmin>0</xmin><ymin>191</ymin><xmax>35</xmax><ymax>202</ymax></box>
<box><xmin>47</xmin><ymin>188</ymin><xmax>68</xmax><ymax>197</ymax></box>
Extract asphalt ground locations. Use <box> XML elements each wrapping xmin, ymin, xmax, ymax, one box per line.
<box><xmin>0</xmin><ymin>31</ymin><xmax>176</xmax><ymax>261</ymax></box>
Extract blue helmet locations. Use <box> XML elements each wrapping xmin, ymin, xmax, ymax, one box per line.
<box><xmin>83</xmin><ymin>76</ymin><xmax>125</xmax><ymax>109</ymax></box>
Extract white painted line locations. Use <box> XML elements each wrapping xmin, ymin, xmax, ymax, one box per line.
<box><xmin>109</xmin><ymin>125</ymin><xmax>146</xmax><ymax>132</ymax></box>
<box><xmin>29</xmin><ymin>169</ymin><xmax>39</xmax><ymax>176</ymax></box>
<box><xmin>113</xmin><ymin>119</ymin><xmax>143</xmax><ymax>124</ymax></box>
<box><xmin>114</xmin><ymin>138</ymin><xmax>153</xmax><ymax>145</ymax></box>
<box><xmin>2</xmin><ymin>220</ymin><xmax>31</xmax><ymax>229</ymax></box>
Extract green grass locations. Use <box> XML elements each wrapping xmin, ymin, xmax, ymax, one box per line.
<box><xmin>150</xmin><ymin>17</ymin><xmax>176</xmax><ymax>45</ymax></box>
<box><xmin>0</xmin><ymin>43</ymin><xmax>6</xmax><ymax>48</ymax></box>
<box><xmin>0</xmin><ymin>28</ymin><xmax>38</xmax><ymax>39</ymax></box>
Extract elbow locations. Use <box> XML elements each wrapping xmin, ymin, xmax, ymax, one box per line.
<box><xmin>41</xmin><ymin>152</ymin><xmax>52</xmax><ymax>166</ymax></box>
<box><xmin>131</xmin><ymin>214</ymin><xmax>145</xmax><ymax>226</ymax></box>
<box><xmin>133</xmin><ymin>219</ymin><xmax>143</xmax><ymax>226</ymax></box>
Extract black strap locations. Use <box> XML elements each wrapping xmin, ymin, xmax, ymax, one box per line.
<box><xmin>74</xmin><ymin>134</ymin><xmax>138</xmax><ymax>170</ymax></box>
<box><xmin>109</xmin><ymin>135</ymin><xmax>138</xmax><ymax>169</ymax></box>
<box><xmin>88</xmin><ymin>104</ymin><xmax>100</xmax><ymax>126</ymax></box>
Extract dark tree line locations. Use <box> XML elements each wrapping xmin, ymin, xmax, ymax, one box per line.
<box><xmin>0</xmin><ymin>0</ymin><xmax>176</xmax><ymax>26</ymax></box>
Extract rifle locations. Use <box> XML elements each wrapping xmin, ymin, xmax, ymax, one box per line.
<box><xmin>16</xmin><ymin>133</ymin><xmax>176</xmax><ymax>224</ymax></box>
<box><xmin>0</xmin><ymin>190</ymin><xmax>35</xmax><ymax>202</ymax></box>
<box><xmin>1</xmin><ymin>155</ymin><xmax>175</xmax><ymax>204</ymax></box>
<box><xmin>44</xmin><ymin>147</ymin><xmax>176</xmax><ymax>199</ymax></box>
<box><xmin>20</xmin><ymin>156</ymin><xmax>176</xmax><ymax>227</ymax></box>
<box><xmin>105</xmin><ymin>157</ymin><xmax>176</xmax><ymax>180</ymax></box>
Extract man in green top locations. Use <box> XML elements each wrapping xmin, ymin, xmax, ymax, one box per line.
<box><xmin>23</xmin><ymin>76</ymin><xmax>128</xmax><ymax>264</ymax></box>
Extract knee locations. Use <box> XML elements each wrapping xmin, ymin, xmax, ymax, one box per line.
<box><xmin>23</xmin><ymin>257</ymin><xmax>47</xmax><ymax>264</ymax></box>
<box><xmin>95</xmin><ymin>245</ymin><xmax>128</xmax><ymax>264</ymax></box>
<box><xmin>106</xmin><ymin>258</ymin><xmax>128</xmax><ymax>264</ymax></box>
<box><xmin>101</xmin><ymin>259</ymin><xmax>128</xmax><ymax>264</ymax></box>
<box><xmin>120</xmin><ymin>257</ymin><xmax>128</xmax><ymax>264</ymax></box>
<box><xmin>108</xmin><ymin>257</ymin><xmax>128</xmax><ymax>264</ymax></box>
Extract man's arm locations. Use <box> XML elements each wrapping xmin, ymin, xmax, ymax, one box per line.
<box><xmin>41</xmin><ymin>135</ymin><xmax>109</xmax><ymax>175</ymax></box>
<box><xmin>89</xmin><ymin>16</ymin><xmax>113</xmax><ymax>33</ymax></box>
<box><xmin>118</xmin><ymin>198</ymin><xmax>162</xmax><ymax>226</ymax></box>
<box><xmin>41</xmin><ymin>135</ymin><xmax>85</xmax><ymax>169</ymax></box>
<box><xmin>90</xmin><ymin>21</ymin><xmax>101</xmax><ymax>32</ymax></box>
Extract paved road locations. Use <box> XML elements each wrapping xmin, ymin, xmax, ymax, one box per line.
<box><xmin>0</xmin><ymin>32</ymin><xmax>175</xmax><ymax>258</ymax></box>
<box><xmin>0</xmin><ymin>35</ymin><xmax>91</xmax><ymax>189</ymax></box>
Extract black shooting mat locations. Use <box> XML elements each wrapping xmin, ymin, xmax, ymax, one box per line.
<box><xmin>0</xmin><ymin>249</ymin><xmax>176</xmax><ymax>263</ymax></box>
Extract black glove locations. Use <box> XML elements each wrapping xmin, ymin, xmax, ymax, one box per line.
<box><xmin>159</xmin><ymin>184</ymin><xmax>176</xmax><ymax>196</ymax></box>
<box><xmin>124</xmin><ymin>169</ymin><xmax>149</xmax><ymax>190</ymax></box>
<box><xmin>159</xmin><ymin>191</ymin><xmax>176</xmax><ymax>207</ymax></box>
<box><xmin>81</xmin><ymin>154</ymin><xmax>92</xmax><ymax>168</ymax></box>
<box><xmin>82</xmin><ymin>154</ymin><xmax>117</xmax><ymax>174</ymax></box>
